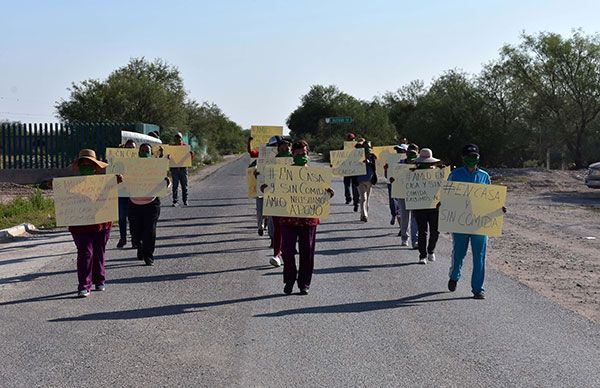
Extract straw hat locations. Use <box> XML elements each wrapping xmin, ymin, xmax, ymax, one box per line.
<box><xmin>73</xmin><ymin>149</ymin><xmax>108</xmax><ymax>169</ymax></box>
<box><xmin>414</xmin><ymin>148</ymin><xmax>440</xmax><ymax>163</ymax></box>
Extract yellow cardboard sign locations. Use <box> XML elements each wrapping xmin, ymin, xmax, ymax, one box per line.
<box><xmin>162</xmin><ymin>145</ymin><xmax>192</xmax><ymax>168</ymax></box>
<box><xmin>53</xmin><ymin>175</ymin><xmax>118</xmax><ymax>227</ymax></box>
<box><xmin>263</xmin><ymin>165</ymin><xmax>332</xmax><ymax>219</ymax></box>
<box><xmin>389</xmin><ymin>164</ymin><xmax>416</xmax><ymax>198</ymax></box>
<box><xmin>106</xmin><ymin>157</ymin><xmax>170</xmax><ymax>197</ymax></box>
<box><xmin>343</xmin><ymin>141</ymin><xmax>356</xmax><ymax>150</ymax></box>
<box><xmin>404</xmin><ymin>167</ymin><xmax>451</xmax><ymax>210</ymax></box>
<box><xmin>438</xmin><ymin>182</ymin><xmax>507</xmax><ymax>237</ymax></box>
<box><xmin>330</xmin><ymin>149</ymin><xmax>366</xmax><ymax>177</ymax></box>
<box><xmin>106</xmin><ymin>147</ymin><xmax>138</xmax><ymax>159</ymax></box>
<box><xmin>250</xmin><ymin>125</ymin><xmax>283</xmax><ymax>150</ymax></box>
<box><xmin>247</xmin><ymin>168</ymin><xmax>257</xmax><ymax>199</ymax></box>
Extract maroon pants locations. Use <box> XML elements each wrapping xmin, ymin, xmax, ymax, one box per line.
<box><xmin>281</xmin><ymin>224</ymin><xmax>317</xmax><ymax>290</ymax></box>
<box><xmin>272</xmin><ymin>217</ymin><xmax>282</xmax><ymax>257</ymax></box>
<box><xmin>71</xmin><ymin>228</ymin><xmax>111</xmax><ymax>291</ymax></box>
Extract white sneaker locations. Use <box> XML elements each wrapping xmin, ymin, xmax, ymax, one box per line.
<box><xmin>418</xmin><ymin>258</ymin><xmax>427</xmax><ymax>265</ymax></box>
<box><xmin>427</xmin><ymin>253</ymin><xmax>436</xmax><ymax>262</ymax></box>
<box><xmin>269</xmin><ymin>256</ymin><xmax>282</xmax><ymax>267</ymax></box>
<box><xmin>400</xmin><ymin>240</ymin><xmax>409</xmax><ymax>247</ymax></box>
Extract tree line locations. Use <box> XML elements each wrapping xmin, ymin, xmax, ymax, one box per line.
<box><xmin>287</xmin><ymin>30</ymin><xmax>600</xmax><ymax>168</ymax></box>
<box><xmin>55</xmin><ymin>58</ymin><xmax>245</xmax><ymax>158</ymax></box>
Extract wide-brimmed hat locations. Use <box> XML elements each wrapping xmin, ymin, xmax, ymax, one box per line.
<box><xmin>414</xmin><ymin>148</ymin><xmax>440</xmax><ymax>164</ymax></box>
<box><xmin>73</xmin><ymin>149</ymin><xmax>108</xmax><ymax>169</ymax></box>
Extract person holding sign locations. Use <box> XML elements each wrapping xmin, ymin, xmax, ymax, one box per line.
<box><xmin>116</xmin><ymin>140</ymin><xmax>136</xmax><ymax>249</ymax></box>
<box><xmin>278</xmin><ymin>141</ymin><xmax>334</xmax><ymax>295</ymax></box>
<box><xmin>411</xmin><ymin>149</ymin><xmax>445</xmax><ymax>265</ymax></box>
<box><xmin>342</xmin><ymin>133</ymin><xmax>359</xmax><ymax>208</ymax></box>
<box><xmin>128</xmin><ymin>144</ymin><xmax>172</xmax><ymax>266</ymax></box>
<box><xmin>355</xmin><ymin>141</ymin><xmax>377</xmax><ymax>222</ymax></box>
<box><xmin>68</xmin><ymin>149</ymin><xmax>122</xmax><ymax>298</ymax></box>
<box><xmin>384</xmin><ymin>143</ymin><xmax>407</xmax><ymax>227</ymax></box>
<box><xmin>251</xmin><ymin>135</ymin><xmax>283</xmax><ymax>238</ymax></box>
<box><xmin>389</xmin><ymin>144</ymin><xmax>420</xmax><ymax>247</ymax></box>
<box><xmin>170</xmin><ymin>132</ymin><xmax>194</xmax><ymax>207</ymax></box>
<box><xmin>268</xmin><ymin>138</ymin><xmax>293</xmax><ymax>267</ymax></box>
<box><xmin>447</xmin><ymin>144</ymin><xmax>507</xmax><ymax>299</ymax></box>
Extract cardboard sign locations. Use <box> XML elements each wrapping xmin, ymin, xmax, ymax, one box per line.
<box><xmin>343</xmin><ymin>141</ymin><xmax>356</xmax><ymax>150</ymax></box>
<box><xmin>263</xmin><ymin>165</ymin><xmax>332</xmax><ymax>219</ymax></box>
<box><xmin>330</xmin><ymin>149</ymin><xmax>366</xmax><ymax>177</ymax></box>
<box><xmin>106</xmin><ymin>157</ymin><xmax>170</xmax><ymax>197</ymax></box>
<box><xmin>404</xmin><ymin>167</ymin><xmax>451</xmax><ymax>210</ymax></box>
<box><xmin>439</xmin><ymin>182</ymin><xmax>507</xmax><ymax>237</ymax></box>
<box><xmin>256</xmin><ymin>146</ymin><xmax>278</xmax><ymax>171</ymax></box>
<box><xmin>247</xmin><ymin>168</ymin><xmax>257</xmax><ymax>199</ymax></box>
<box><xmin>106</xmin><ymin>147</ymin><xmax>138</xmax><ymax>159</ymax></box>
<box><xmin>53</xmin><ymin>175</ymin><xmax>118</xmax><ymax>227</ymax></box>
<box><xmin>389</xmin><ymin>164</ymin><xmax>416</xmax><ymax>198</ymax></box>
<box><xmin>250</xmin><ymin>125</ymin><xmax>283</xmax><ymax>150</ymax></box>
<box><xmin>162</xmin><ymin>145</ymin><xmax>192</xmax><ymax>168</ymax></box>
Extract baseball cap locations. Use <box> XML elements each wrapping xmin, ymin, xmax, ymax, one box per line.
<box><xmin>462</xmin><ymin>143</ymin><xmax>480</xmax><ymax>156</ymax></box>
<box><xmin>346</xmin><ymin>133</ymin><xmax>356</xmax><ymax>140</ymax></box>
<box><xmin>267</xmin><ymin>135</ymin><xmax>283</xmax><ymax>146</ymax></box>
<box><xmin>394</xmin><ymin>144</ymin><xmax>408</xmax><ymax>152</ymax></box>
<box><xmin>175</xmin><ymin>132</ymin><xmax>183</xmax><ymax>138</ymax></box>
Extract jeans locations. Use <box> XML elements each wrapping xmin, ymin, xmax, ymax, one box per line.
<box><xmin>281</xmin><ymin>224</ymin><xmax>317</xmax><ymax>290</ymax></box>
<box><xmin>414</xmin><ymin>208</ymin><xmax>440</xmax><ymax>259</ymax></box>
<box><xmin>171</xmin><ymin>167</ymin><xmax>188</xmax><ymax>204</ymax></box>
<box><xmin>386</xmin><ymin>184</ymin><xmax>396</xmax><ymax>218</ymax></box>
<box><xmin>449</xmin><ymin>233</ymin><xmax>488</xmax><ymax>294</ymax></box>
<box><xmin>343</xmin><ymin>176</ymin><xmax>359</xmax><ymax>205</ymax></box>
<box><xmin>129</xmin><ymin>198</ymin><xmax>161</xmax><ymax>263</ymax></box>
<box><xmin>395</xmin><ymin>198</ymin><xmax>418</xmax><ymax>246</ymax></box>
<box><xmin>256</xmin><ymin>198</ymin><xmax>265</xmax><ymax>230</ymax></box>
<box><xmin>118</xmin><ymin>197</ymin><xmax>129</xmax><ymax>239</ymax></box>
<box><xmin>71</xmin><ymin>228</ymin><xmax>111</xmax><ymax>291</ymax></box>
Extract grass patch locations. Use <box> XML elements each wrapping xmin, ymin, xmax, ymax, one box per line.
<box><xmin>0</xmin><ymin>189</ymin><xmax>56</xmax><ymax>230</ymax></box>
<box><xmin>492</xmin><ymin>175</ymin><xmax>529</xmax><ymax>184</ymax></box>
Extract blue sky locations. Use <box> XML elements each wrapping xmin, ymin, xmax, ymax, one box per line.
<box><xmin>1</xmin><ymin>0</ymin><xmax>599</xmax><ymax>130</ymax></box>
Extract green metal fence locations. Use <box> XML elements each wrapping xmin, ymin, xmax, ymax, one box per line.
<box><xmin>0</xmin><ymin>123</ymin><xmax>137</xmax><ymax>169</ymax></box>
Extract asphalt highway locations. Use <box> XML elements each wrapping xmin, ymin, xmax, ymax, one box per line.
<box><xmin>0</xmin><ymin>156</ymin><xmax>599</xmax><ymax>387</ymax></box>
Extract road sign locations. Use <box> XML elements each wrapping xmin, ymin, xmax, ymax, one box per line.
<box><xmin>325</xmin><ymin>117</ymin><xmax>353</xmax><ymax>124</ymax></box>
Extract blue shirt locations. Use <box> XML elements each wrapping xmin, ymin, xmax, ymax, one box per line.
<box><xmin>357</xmin><ymin>155</ymin><xmax>376</xmax><ymax>183</ymax></box>
<box><xmin>448</xmin><ymin>166</ymin><xmax>491</xmax><ymax>185</ymax></box>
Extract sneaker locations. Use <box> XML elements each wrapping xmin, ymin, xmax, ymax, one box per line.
<box><xmin>258</xmin><ymin>228</ymin><xmax>264</xmax><ymax>237</ymax></box>
<box><xmin>360</xmin><ymin>216</ymin><xmax>368</xmax><ymax>222</ymax></box>
<box><xmin>77</xmin><ymin>289</ymin><xmax>90</xmax><ymax>298</ymax></box>
<box><xmin>345</xmin><ymin>199</ymin><xmax>352</xmax><ymax>205</ymax></box>
<box><xmin>412</xmin><ymin>244</ymin><xmax>419</xmax><ymax>250</ymax></box>
<box><xmin>172</xmin><ymin>202</ymin><xmax>179</xmax><ymax>207</ymax></box>
<box><xmin>269</xmin><ymin>256</ymin><xmax>282</xmax><ymax>267</ymax></box>
<box><xmin>427</xmin><ymin>253</ymin><xmax>436</xmax><ymax>262</ymax></box>
<box><xmin>144</xmin><ymin>257</ymin><xmax>154</xmax><ymax>266</ymax></box>
<box><xmin>116</xmin><ymin>238</ymin><xmax>126</xmax><ymax>249</ymax></box>
<box><xmin>418</xmin><ymin>258</ymin><xmax>427</xmax><ymax>265</ymax></box>
<box><xmin>473</xmin><ymin>292</ymin><xmax>486</xmax><ymax>300</ymax></box>
<box><xmin>447</xmin><ymin>279</ymin><xmax>457</xmax><ymax>292</ymax></box>
<box><xmin>94</xmin><ymin>284</ymin><xmax>106</xmax><ymax>291</ymax></box>
<box><xmin>183</xmin><ymin>201</ymin><xmax>188</xmax><ymax>206</ymax></box>
<box><xmin>284</xmin><ymin>282</ymin><xmax>294</xmax><ymax>295</ymax></box>
<box><xmin>353</xmin><ymin>204</ymin><xmax>359</xmax><ymax>212</ymax></box>
<box><xmin>390</xmin><ymin>216</ymin><xmax>396</xmax><ymax>225</ymax></box>
<box><xmin>299</xmin><ymin>288</ymin><xmax>309</xmax><ymax>295</ymax></box>
<box><xmin>400</xmin><ymin>240</ymin><xmax>409</xmax><ymax>247</ymax></box>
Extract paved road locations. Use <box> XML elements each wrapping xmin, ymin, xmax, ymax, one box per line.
<box><xmin>1</xmin><ymin>157</ymin><xmax>599</xmax><ymax>387</ymax></box>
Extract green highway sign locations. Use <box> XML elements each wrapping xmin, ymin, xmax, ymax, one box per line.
<box><xmin>325</xmin><ymin>117</ymin><xmax>352</xmax><ymax>124</ymax></box>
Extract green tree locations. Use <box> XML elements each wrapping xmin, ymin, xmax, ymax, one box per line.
<box><xmin>56</xmin><ymin>58</ymin><xmax>188</xmax><ymax>141</ymax></box>
<box><xmin>500</xmin><ymin>30</ymin><xmax>600</xmax><ymax>167</ymax></box>
<box><xmin>186</xmin><ymin>101</ymin><xmax>245</xmax><ymax>155</ymax></box>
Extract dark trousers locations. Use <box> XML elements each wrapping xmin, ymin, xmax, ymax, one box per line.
<box><xmin>386</xmin><ymin>183</ymin><xmax>396</xmax><ymax>217</ymax></box>
<box><xmin>118</xmin><ymin>197</ymin><xmax>129</xmax><ymax>239</ymax></box>
<box><xmin>414</xmin><ymin>208</ymin><xmax>440</xmax><ymax>259</ymax></box>
<box><xmin>71</xmin><ymin>228</ymin><xmax>111</xmax><ymax>291</ymax></box>
<box><xmin>272</xmin><ymin>217</ymin><xmax>282</xmax><ymax>256</ymax></box>
<box><xmin>129</xmin><ymin>198</ymin><xmax>161</xmax><ymax>263</ymax></box>
<box><xmin>343</xmin><ymin>176</ymin><xmax>359</xmax><ymax>205</ymax></box>
<box><xmin>171</xmin><ymin>167</ymin><xmax>188</xmax><ymax>204</ymax></box>
<box><xmin>281</xmin><ymin>224</ymin><xmax>317</xmax><ymax>290</ymax></box>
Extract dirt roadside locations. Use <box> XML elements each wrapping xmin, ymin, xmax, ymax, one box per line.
<box><xmin>489</xmin><ymin>168</ymin><xmax>600</xmax><ymax>323</ymax></box>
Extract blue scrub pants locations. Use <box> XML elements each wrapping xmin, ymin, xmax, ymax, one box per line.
<box><xmin>449</xmin><ymin>233</ymin><xmax>488</xmax><ymax>294</ymax></box>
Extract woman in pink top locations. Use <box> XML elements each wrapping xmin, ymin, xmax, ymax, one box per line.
<box><xmin>128</xmin><ymin>143</ymin><xmax>171</xmax><ymax>266</ymax></box>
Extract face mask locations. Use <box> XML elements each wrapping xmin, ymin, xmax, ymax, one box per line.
<box><xmin>293</xmin><ymin>155</ymin><xmax>309</xmax><ymax>166</ymax></box>
<box><xmin>406</xmin><ymin>152</ymin><xmax>417</xmax><ymax>162</ymax></box>
<box><xmin>464</xmin><ymin>155</ymin><xmax>479</xmax><ymax>168</ymax></box>
<box><xmin>139</xmin><ymin>152</ymin><xmax>151</xmax><ymax>158</ymax></box>
<box><xmin>79</xmin><ymin>165</ymin><xmax>95</xmax><ymax>176</ymax></box>
<box><xmin>417</xmin><ymin>163</ymin><xmax>430</xmax><ymax>170</ymax></box>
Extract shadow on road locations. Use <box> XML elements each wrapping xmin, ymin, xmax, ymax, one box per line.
<box><xmin>262</xmin><ymin>261</ymin><xmax>419</xmax><ymax>277</ymax></box>
<box><xmin>48</xmin><ymin>293</ymin><xmax>286</xmax><ymax>322</ymax></box>
<box><xmin>109</xmin><ymin>265</ymin><xmax>272</xmax><ymax>285</ymax></box>
<box><xmin>254</xmin><ymin>292</ymin><xmax>473</xmax><ymax>317</ymax></box>
<box><xmin>0</xmin><ymin>291</ymin><xmax>76</xmax><ymax>306</ymax></box>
